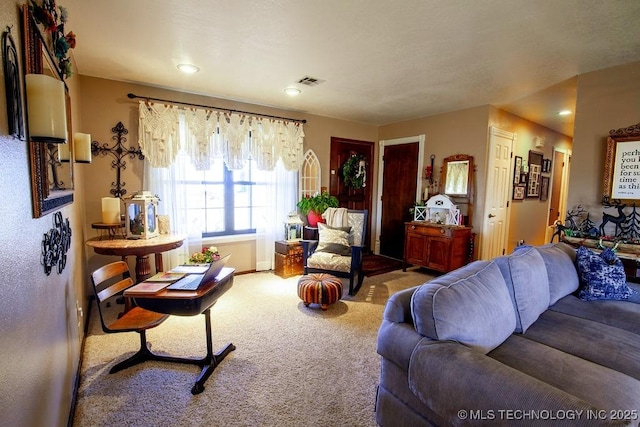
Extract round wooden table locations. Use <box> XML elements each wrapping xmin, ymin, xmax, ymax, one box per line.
<box><xmin>86</xmin><ymin>233</ymin><xmax>186</xmax><ymax>282</ymax></box>
<box><xmin>91</xmin><ymin>221</ymin><xmax>125</xmax><ymax>239</ymax></box>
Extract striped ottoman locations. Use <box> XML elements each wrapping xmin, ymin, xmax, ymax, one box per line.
<box><xmin>297</xmin><ymin>273</ymin><xmax>343</xmax><ymax>310</ymax></box>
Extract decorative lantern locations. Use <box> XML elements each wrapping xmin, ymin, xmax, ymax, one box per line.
<box><xmin>124</xmin><ymin>191</ymin><xmax>159</xmax><ymax>239</ymax></box>
<box><xmin>284</xmin><ymin>211</ymin><xmax>304</xmax><ymax>241</ymax></box>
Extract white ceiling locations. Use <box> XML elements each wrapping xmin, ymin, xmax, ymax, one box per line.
<box><xmin>63</xmin><ymin>0</ymin><xmax>640</xmax><ymax>137</ymax></box>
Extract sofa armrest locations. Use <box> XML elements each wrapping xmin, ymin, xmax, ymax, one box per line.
<box><xmin>383</xmin><ymin>286</ymin><xmax>418</xmax><ymax>323</ymax></box>
<box><xmin>408</xmin><ymin>340</ymin><xmax>600</xmax><ymax>422</ymax></box>
<box><xmin>377</xmin><ymin>286</ymin><xmax>422</xmax><ymax>370</ymax></box>
<box><xmin>377</xmin><ymin>319</ymin><xmax>424</xmax><ymax>371</ymax></box>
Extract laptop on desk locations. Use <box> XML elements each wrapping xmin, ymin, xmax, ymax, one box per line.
<box><xmin>167</xmin><ymin>254</ymin><xmax>231</xmax><ymax>291</ymax></box>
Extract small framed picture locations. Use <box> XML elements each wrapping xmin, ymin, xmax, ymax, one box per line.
<box><xmin>542</xmin><ymin>158</ymin><xmax>552</xmax><ymax>173</ymax></box>
<box><xmin>540</xmin><ymin>176</ymin><xmax>550</xmax><ymax>201</ymax></box>
<box><xmin>513</xmin><ymin>184</ymin><xmax>526</xmax><ymax>200</ymax></box>
<box><xmin>514</xmin><ymin>156</ymin><xmax>522</xmax><ymax>184</ymax></box>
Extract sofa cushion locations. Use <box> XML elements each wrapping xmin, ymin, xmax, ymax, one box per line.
<box><xmin>534</xmin><ymin>243</ymin><xmax>580</xmax><ymax>305</ymax></box>
<box><xmin>576</xmin><ymin>246</ymin><xmax>638</xmax><ymax>301</ymax></box>
<box><xmin>521</xmin><ymin>310</ymin><xmax>640</xmax><ymax>380</ymax></box>
<box><xmin>489</xmin><ymin>334</ymin><xmax>640</xmax><ymax>411</ymax></box>
<box><xmin>410</xmin><ymin>261</ymin><xmax>515</xmax><ymax>354</ymax></box>
<box><xmin>409</xmin><ymin>340</ymin><xmax>605</xmax><ymax>421</ymax></box>
<box><xmin>550</xmin><ymin>287</ymin><xmax>640</xmax><ymax>335</ymax></box>
<box><xmin>494</xmin><ymin>247</ymin><xmax>550</xmax><ymax>333</ymax></box>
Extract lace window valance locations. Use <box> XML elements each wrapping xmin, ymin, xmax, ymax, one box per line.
<box><xmin>137</xmin><ymin>101</ymin><xmax>304</xmax><ymax>171</ymax></box>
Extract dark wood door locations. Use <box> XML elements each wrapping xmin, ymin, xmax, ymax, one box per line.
<box><xmin>380</xmin><ymin>143</ymin><xmax>419</xmax><ymax>260</ymax></box>
<box><xmin>330</xmin><ymin>137</ymin><xmax>375</xmax><ymax>250</ymax></box>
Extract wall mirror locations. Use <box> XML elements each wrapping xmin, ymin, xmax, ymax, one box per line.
<box><xmin>442</xmin><ymin>154</ymin><xmax>473</xmax><ymax>197</ymax></box>
<box><xmin>440</xmin><ymin>154</ymin><xmax>474</xmax><ymax>226</ymax></box>
<box><xmin>22</xmin><ymin>5</ymin><xmax>73</xmax><ymax>217</ymax></box>
<box><xmin>602</xmin><ymin>121</ymin><xmax>640</xmax><ymax>205</ymax></box>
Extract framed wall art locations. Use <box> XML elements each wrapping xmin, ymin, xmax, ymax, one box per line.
<box><xmin>527</xmin><ymin>150</ymin><xmax>543</xmax><ymax>198</ymax></box>
<box><xmin>602</xmin><ymin>121</ymin><xmax>640</xmax><ymax>204</ymax></box>
<box><xmin>540</xmin><ymin>176</ymin><xmax>550</xmax><ymax>201</ymax></box>
<box><xmin>513</xmin><ymin>184</ymin><xmax>526</xmax><ymax>200</ymax></box>
<box><xmin>513</xmin><ymin>156</ymin><xmax>522</xmax><ymax>184</ymax></box>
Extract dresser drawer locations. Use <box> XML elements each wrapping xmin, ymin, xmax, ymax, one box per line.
<box><xmin>406</xmin><ymin>223</ymin><xmax>452</xmax><ymax>238</ymax></box>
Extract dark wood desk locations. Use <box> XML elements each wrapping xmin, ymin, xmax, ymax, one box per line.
<box><xmin>124</xmin><ymin>267</ymin><xmax>236</xmax><ymax>394</ymax></box>
<box><xmin>86</xmin><ymin>233</ymin><xmax>186</xmax><ymax>282</ymax></box>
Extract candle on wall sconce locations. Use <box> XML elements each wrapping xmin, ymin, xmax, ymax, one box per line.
<box><xmin>25</xmin><ymin>74</ymin><xmax>67</xmax><ymax>143</ymax></box>
<box><xmin>101</xmin><ymin>197</ymin><xmax>121</xmax><ymax>224</ymax></box>
<box><xmin>74</xmin><ymin>133</ymin><xmax>92</xmax><ymax>163</ymax></box>
<box><xmin>58</xmin><ymin>141</ymin><xmax>70</xmax><ymax>162</ymax></box>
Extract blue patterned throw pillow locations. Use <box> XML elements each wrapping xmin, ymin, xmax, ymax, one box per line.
<box><xmin>576</xmin><ymin>246</ymin><xmax>637</xmax><ymax>301</ymax></box>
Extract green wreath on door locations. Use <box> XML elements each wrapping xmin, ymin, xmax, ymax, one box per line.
<box><xmin>342</xmin><ymin>154</ymin><xmax>366</xmax><ymax>189</ymax></box>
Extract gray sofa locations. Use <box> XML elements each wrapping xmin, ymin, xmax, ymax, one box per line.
<box><xmin>376</xmin><ymin>242</ymin><xmax>640</xmax><ymax>426</ymax></box>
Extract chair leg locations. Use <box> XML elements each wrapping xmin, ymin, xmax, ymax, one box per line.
<box><xmin>109</xmin><ymin>330</ymin><xmax>154</xmax><ymax>374</ymax></box>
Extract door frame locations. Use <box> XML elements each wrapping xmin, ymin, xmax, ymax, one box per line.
<box><xmin>480</xmin><ymin>127</ymin><xmax>516</xmax><ymax>259</ymax></box>
<box><xmin>544</xmin><ymin>147</ymin><xmax>572</xmax><ymax>242</ymax></box>
<box><xmin>374</xmin><ymin>135</ymin><xmax>425</xmax><ymax>254</ymax></box>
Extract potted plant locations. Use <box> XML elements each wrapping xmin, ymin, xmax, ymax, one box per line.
<box><xmin>297</xmin><ymin>191</ymin><xmax>339</xmax><ymax>227</ymax></box>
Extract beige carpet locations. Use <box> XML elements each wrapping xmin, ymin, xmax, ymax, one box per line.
<box><xmin>72</xmin><ymin>268</ymin><xmax>434</xmax><ymax>427</ymax></box>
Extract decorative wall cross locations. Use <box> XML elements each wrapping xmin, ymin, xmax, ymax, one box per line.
<box><xmin>91</xmin><ymin>121</ymin><xmax>144</xmax><ymax>198</ymax></box>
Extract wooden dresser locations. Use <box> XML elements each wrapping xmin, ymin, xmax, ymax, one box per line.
<box><xmin>404</xmin><ymin>222</ymin><xmax>473</xmax><ymax>273</ymax></box>
<box><xmin>274</xmin><ymin>240</ymin><xmax>304</xmax><ymax>278</ymax></box>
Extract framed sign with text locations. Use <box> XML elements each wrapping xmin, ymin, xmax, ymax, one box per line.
<box><xmin>603</xmin><ymin>122</ymin><xmax>640</xmax><ymax>204</ymax></box>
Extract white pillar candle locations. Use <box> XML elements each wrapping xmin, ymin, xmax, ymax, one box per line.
<box><xmin>101</xmin><ymin>197</ymin><xmax>121</xmax><ymax>224</ymax></box>
<box><xmin>74</xmin><ymin>133</ymin><xmax>92</xmax><ymax>163</ymax></box>
<box><xmin>58</xmin><ymin>142</ymin><xmax>70</xmax><ymax>162</ymax></box>
<box><xmin>25</xmin><ymin>74</ymin><xmax>67</xmax><ymax>143</ymax></box>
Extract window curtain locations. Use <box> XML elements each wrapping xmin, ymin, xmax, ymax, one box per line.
<box><xmin>143</xmin><ymin>117</ymin><xmax>203</xmax><ymax>268</ymax></box>
<box><xmin>255</xmin><ymin>163</ymin><xmax>298</xmax><ymax>271</ymax></box>
<box><xmin>140</xmin><ymin>101</ymin><xmax>303</xmax><ymax>271</ymax></box>
<box><xmin>138</xmin><ymin>101</ymin><xmax>304</xmax><ymax>172</ymax></box>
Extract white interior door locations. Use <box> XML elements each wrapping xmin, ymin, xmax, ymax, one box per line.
<box><xmin>480</xmin><ymin>127</ymin><xmax>516</xmax><ymax>259</ymax></box>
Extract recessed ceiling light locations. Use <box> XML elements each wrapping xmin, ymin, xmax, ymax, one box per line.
<box><xmin>284</xmin><ymin>87</ymin><xmax>302</xmax><ymax>96</ymax></box>
<box><xmin>558</xmin><ymin>110</ymin><xmax>572</xmax><ymax>116</ymax></box>
<box><xmin>177</xmin><ymin>63</ymin><xmax>199</xmax><ymax>74</ymax></box>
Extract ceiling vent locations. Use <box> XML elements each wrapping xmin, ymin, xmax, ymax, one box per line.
<box><xmin>297</xmin><ymin>76</ymin><xmax>324</xmax><ymax>87</ymax></box>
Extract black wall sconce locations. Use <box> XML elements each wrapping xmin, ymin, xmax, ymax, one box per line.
<box><xmin>2</xmin><ymin>26</ymin><xmax>24</xmax><ymax>140</ymax></box>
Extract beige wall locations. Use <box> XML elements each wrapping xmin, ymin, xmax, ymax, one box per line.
<box><xmin>1</xmin><ymin>1</ymin><xmax>636</xmax><ymax>422</ymax></box>
<box><xmin>569</xmin><ymin>61</ymin><xmax>640</xmax><ymax>222</ymax></box>
<box><xmin>79</xmin><ymin>76</ymin><xmax>378</xmax><ymax>273</ymax></box>
<box><xmin>378</xmin><ymin>105</ymin><xmax>573</xmax><ymax>257</ymax></box>
<box><xmin>488</xmin><ymin>107</ymin><xmax>573</xmax><ymax>253</ymax></box>
<box><xmin>0</xmin><ymin>2</ymin><xmax>88</xmax><ymax>426</ymax></box>
<box><xmin>379</xmin><ymin>106</ymin><xmax>491</xmax><ymax>234</ymax></box>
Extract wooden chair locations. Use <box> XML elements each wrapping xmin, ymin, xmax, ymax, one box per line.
<box><xmin>91</xmin><ymin>260</ymin><xmax>177</xmax><ymax>374</ymax></box>
<box><xmin>301</xmin><ymin>209</ymin><xmax>368</xmax><ymax>296</ymax></box>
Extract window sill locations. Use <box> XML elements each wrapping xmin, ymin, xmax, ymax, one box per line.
<box><xmin>203</xmin><ymin>234</ymin><xmax>256</xmax><ymax>245</ymax></box>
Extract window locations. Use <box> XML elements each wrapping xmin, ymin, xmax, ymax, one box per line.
<box><xmin>181</xmin><ymin>157</ymin><xmax>271</xmax><ymax>237</ymax></box>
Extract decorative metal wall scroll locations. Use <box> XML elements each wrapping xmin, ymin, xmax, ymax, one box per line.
<box><xmin>45</xmin><ymin>144</ymin><xmax>65</xmax><ymax>190</ymax></box>
<box><xmin>2</xmin><ymin>26</ymin><xmax>24</xmax><ymax>140</ymax></box>
<box><xmin>42</xmin><ymin>212</ymin><xmax>72</xmax><ymax>275</ymax></box>
<box><xmin>91</xmin><ymin>122</ymin><xmax>145</xmax><ymax>198</ymax></box>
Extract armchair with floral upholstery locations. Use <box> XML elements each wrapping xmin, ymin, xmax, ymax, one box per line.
<box><xmin>301</xmin><ymin>209</ymin><xmax>368</xmax><ymax>296</ymax></box>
